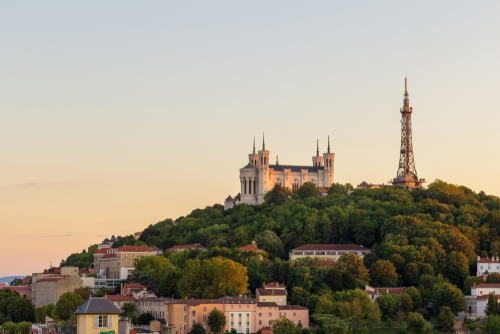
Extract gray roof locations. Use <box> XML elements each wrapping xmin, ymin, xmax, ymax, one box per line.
<box><xmin>74</xmin><ymin>297</ymin><xmax>123</xmax><ymax>314</ymax></box>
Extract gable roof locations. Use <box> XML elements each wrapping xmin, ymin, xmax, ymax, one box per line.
<box><xmin>291</xmin><ymin>244</ymin><xmax>371</xmax><ymax>251</ymax></box>
<box><xmin>74</xmin><ymin>297</ymin><xmax>123</xmax><ymax>314</ymax></box>
<box><xmin>124</xmin><ymin>283</ymin><xmax>147</xmax><ymax>290</ymax></box>
<box><xmin>240</xmin><ymin>243</ymin><xmax>260</xmax><ymax>252</ymax></box>
<box><xmin>478</xmin><ymin>257</ymin><xmax>500</xmax><ymax>264</ymax></box>
<box><xmin>476</xmin><ymin>284</ymin><xmax>500</xmax><ymax>288</ymax></box>
<box><xmin>263</xmin><ymin>282</ymin><xmax>286</xmax><ymax>288</ymax></box>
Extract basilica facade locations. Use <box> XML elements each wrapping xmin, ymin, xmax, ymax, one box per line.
<box><xmin>227</xmin><ymin>135</ymin><xmax>335</xmax><ymax>207</ymax></box>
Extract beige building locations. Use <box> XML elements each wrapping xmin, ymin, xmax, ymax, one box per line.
<box><xmin>93</xmin><ymin>246</ymin><xmax>162</xmax><ymax>280</ymax></box>
<box><xmin>364</xmin><ymin>285</ymin><xmax>406</xmax><ymax>303</ymax></box>
<box><xmin>164</xmin><ymin>295</ymin><xmax>309</xmax><ymax>334</ymax></box>
<box><xmin>255</xmin><ymin>283</ymin><xmax>287</xmax><ymax>306</ymax></box>
<box><xmin>235</xmin><ymin>136</ymin><xmax>335</xmax><ymax>206</ymax></box>
<box><xmin>289</xmin><ymin>244</ymin><xmax>371</xmax><ymax>261</ymax></box>
<box><xmin>136</xmin><ymin>297</ymin><xmax>172</xmax><ymax>319</ymax></box>
<box><xmin>32</xmin><ymin>275</ymin><xmax>83</xmax><ymax>308</ymax></box>
<box><xmin>74</xmin><ymin>297</ymin><xmax>122</xmax><ymax>334</ymax></box>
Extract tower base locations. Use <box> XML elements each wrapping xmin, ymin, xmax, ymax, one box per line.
<box><xmin>390</xmin><ymin>175</ymin><xmax>426</xmax><ymax>190</ymax></box>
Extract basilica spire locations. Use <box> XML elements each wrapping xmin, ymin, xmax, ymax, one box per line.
<box><xmin>262</xmin><ymin>132</ymin><xmax>265</xmax><ymax>150</ymax></box>
<box><xmin>253</xmin><ymin>136</ymin><xmax>256</xmax><ymax>154</ymax></box>
<box><xmin>328</xmin><ymin>136</ymin><xmax>331</xmax><ymax>154</ymax></box>
<box><xmin>317</xmin><ymin>140</ymin><xmax>319</xmax><ymax>157</ymax></box>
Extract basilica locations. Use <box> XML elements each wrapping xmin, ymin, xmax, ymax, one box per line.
<box><xmin>225</xmin><ymin>135</ymin><xmax>335</xmax><ymax>209</ymax></box>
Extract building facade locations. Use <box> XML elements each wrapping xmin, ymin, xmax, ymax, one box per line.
<box><xmin>477</xmin><ymin>256</ymin><xmax>500</xmax><ymax>276</ymax></box>
<box><xmin>74</xmin><ymin>298</ymin><xmax>122</xmax><ymax>334</ymax></box>
<box><xmin>364</xmin><ymin>285</ymin><xmax>406</xmax><ymax>303</ymax></box>
<box><xmin>237</xmin><ymin>136</ymin><xmax>335</xmax><ymax>206</ymax></box>
<box><xmin>465</xmin><ymin>283</ymin><xmax>500</xmax><ymax>317</ymax></box>
<box><xmin>32</xmin><ymin>275</ymin><xmax>83</xmax><ymax>308</ymax></box>
<box><xmin>136</xmin><ymin>297</ymin><xmax>172</xmax><ymax>319</ymax></box>
<box><xmin>255</xmin><ymin>283</ymin><xmax>287</xmax><ymax>306</ymax></box>
<box><xmin>289</xmin><ymin>244</ymin><xmax>371</xmax><ymax>261</ymax></box>
<box><xmin>164</xmin><ymin>295</ymin><xmax>308</xmax><ymax>334</ymax></box>
<box><xmin>93</xmin><ymin>246</ymin><xmax>162</xmax><ymax>280</ymax></box>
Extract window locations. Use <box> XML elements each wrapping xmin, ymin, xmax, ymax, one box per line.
<box><xmin>481</xmin><ymin>291</ymin><xmax>483</xmax><ymax>294</ymax></box>
<box><xmin>259</xmin><ymin>320</ymin><xmax>262</xmax><ymax>325</ymax></box>
<box><xmin>238</xmin><ymin>322</ymin><xmax>241</xmax><ymax>326</ymax></box>
<box><xmin>203</xmin><ymin>307</ymin><xmax>206</xmax><ymax>312</ymax></box>
<box><xmin>184</xmin><ymin>316</ymin><xmax>187</xmax><ymax>321</ymax></box>
<box><xmin>489</xmin><ymin>266</ymin><xmax>491</xmax><ymax>270</ymax></box>
<box><xmin>203</xmin><ymin>316</ymin><xmax>207</xmax><ymax>322</ymax></box>
<box><xmin>231</xmin><ymin>322</ymin><xmax>234</xmax><ymax>326</ymax></box>
<box><xmin>299</xmin><ymin>320</ymin><xmax>302</xmax><ymax>324</ymax></box>
<box><xmin>239</xmin><ymin>313</ymin><xmax>241</xmax><ymax>317</ymax></box>
<box><xmin>247</xmin><ymin>313</ymin><xmax>249</xmax><ymax>317</ymax></box>
<box><xmin>284</xmin><ymin>313</ymin><xmax>286</xmax><ymax>316</ymax></box>
<box><xmin>269</xmin><ymin>313</ymin><xmax>272</xmax><ymax>317</ymax></box>
<box><xmin>293</xmin><ymin>313</ymin><xmax>296</xmax><ymax>317</ymax></box>
<box><xmin>305</xmin><ymin>252</ymin><xmax>314</xmax><ymax>255</ymax></box>
<box><xmin>184</xmin><ymin>306</ymin><xmax>187</xmax><ymax>312</ymax></box>
<box><xmin>247</xmin><ymin>305</ymin><xmax>249</xmax><ymax>308</ymax></box>
<box><xmin>315</xmin><ymin>252</ymin><xmax>325</xmax><ymax>255</ymax></box>
<box><xmin>293</xmin><ymin>252</ymin><xmax>303</xmax><ymax>255</ymax></box>
<box><xmin>279</xmin><ymin>313</ymin><xmax>282</xmax><ymax>316</ymax></box>
<box><xmin>203</xmin><ymin>325</ymin><xmax>206</xmax><ymax>330</ymax></box>
<box><xmin>192</xmin><ymin>320</ymin><xmax>195</xmax><ymax>326</ymax></box>
<box><xmin>231</xmin><ymin>305</ymin><xmax>233</xmax><ymax>309</ymax></box>
<box><xmin>269</xmin><ymin>320</ymin><xmax>273</xmax><ymax>325</ymax></box>
<box><xmin>239</xmin><ymin>305</ymin><xmax>241</xmax><ymax>308</ymax></box>
<box><xmin>259</xmin><ymin>313</ymin><xmax>262</xmax><ymax>317</ymax></box>
<box><xmin>279</xmin><ymin>298</ymin><xmax>282</xmax><ymax>302</ymax></box>
<box><xmin>94</xmin><ymin>315</ymin><xmax>111</xmax><ymax>328</ymax></box>
<box><xmin>193</xmin><ymin>311</ymin><xmax>196</xmax><ymax>316</ymax></box>
<box><xmin>184</xmin><ymin>326</ymin><xmax>187</xmax><ymax>331</ymax></box>
<box><xmin>231</xmin><ymin>314</ymin><xmax>234</xmax><ymax>318</ymax></box>
<box><xmin>275</xmin><ymin>298</ymin><xmax>277</xmax><ymax>302</ymax></box>
<box><xmin>481</xmin><ymin>266</ymin><xmax>484</xmax><ymax>270</ymax></box>
<box><xmin>246</xmin><ymin>322</ymin><xmax>249</xmax><ymax>326</ymax></box>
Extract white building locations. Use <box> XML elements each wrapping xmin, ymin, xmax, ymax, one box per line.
<box><xmin>465</xmin><ymin>283</ymin><xmax>500</xmax><ymax>317</ymax></box>
<box><xmin>237</xmin><ymin>135</ymin><xmax>335</xmax><ymax>205</ymax></box>
<box><xmin>477</xmin><ymin>256</ymin><xmax>500</xmax><ymax>276</ymax></box>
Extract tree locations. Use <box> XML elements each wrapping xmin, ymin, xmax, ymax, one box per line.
<box><xmin>326</xmin><ymin>268</ymin><xmax>343</xmax><ymax>292</ymax></box>
<box><xmin>446</xmin><ymin>251</ymin><xmax>469</xmax><ymax>289</ymax></box>
<box><xmin>362</xmin><ymin>252</ymin><xmax>379</xmax><ymax>270</ymax></box>
<box><xmin>436</xmin><ymin>306</ymin><xmax>454</xmax><ymax>332</ymax></box>
<box><xmin>74</xmin><ymin>288</ymin><xmax>90</xmax><ymax>301</ymax></box>
<box><xmin>403</xmin><ymin>263</ymin><xmax>420</xmax><ymax>287</ymax></box>
<box><xmin>370</xmin><ymin>260</ymin><xmax>398</xmax><ymax>287</ymax></box>
<box><xmin>255</xmin><ymin>231</ymin><xmax>283</xmax><ymax>259</ymax></box>
<box><xmin>178</xmin><ymin>258</ymin><xmax>248</xmax><ymax>299</ymax></box>
<box><xmin>405</xmin><ymin>287</ymin><xmax>422</xmax><ymax>311</ymax></box>
<box><xmin>486</xmin><ymin>272</ymin><xmax>500</xmax><ymax>283</ymax></box>
<box><xmin>121</xmin><ymin>302</ymin><xmax>137</xmax><ymax>324</ymax></box>
<box><xmin>138</xmin><ymin>312</ymin><xmax>154</xmax><ymax>325</ymax></box>
<box><xmin>328</xmin><ymin>183</ymin><xmax>354</xmax><ymax>196</ymax></box>
<box><xmin>6</xmin><ymin>297</ymin><xmax>34</xmax><ymax>323</ymax></box>
<box><xmin>365</xmin><ymin>302</ymin><xmax>381</xmax><ymax>333</ymax></box>
<box><xmin>486</xmin><ymin>292</ymin><xmax>500</xmax><ymax>316</ymax></box>
<box><xmin>398</xmin><ymin>294</ymin><xmax>413</xmax><ymax>315</ymax></box>
<box><xmin>0</xmin><ymin>312</ymin><xmax>11</xmax><ymax>325</ymax></box>
<box><xmin>55</xmin><ymin>292</ymin><xmax>84</xmax><ymax>320</ymax></box>
<box><xmin>16</xmin><ymin>321</ymin><xmax>31</xmax><ymax>334</ymax></box>
<box><xmin>376</xmin><ymin>294</ymin><xmax>398</xmax><ymax>320</ymax></box>
<box><xmin>485</xmin><ymin>315</ymin><xmax>500</xmax><ymax>334</ymax></box>
<box><xmin>311</xmin><ymin>314</ymin><xmax>352</xmax><ymax>334</ymax></box>
<box><xmin>34</xmin><ymin>304</ymin><xmax>55</xmax><ymax>324</ymax></box>
<box><xmin>9</xmin><ymin>278</ymin><xmax>22</xmax><ymax>286</ymax></box>
<box><xmin>422</xmin><ymin>321</ymin><xmax>433</xmax><ymax>334</ymax></box>
<box><xmin>126</xmin><ymin>271</ymin><xmax>155</xmax><ymax>290</ymax></box>
<box><xmin>406</xmin><ymin>312</ymin><xmax>426</xmax><ymax>334</ymax></box>
<box><xmin>133</xmin><ymin>255</ymin><xmax>174</xmax><ymax>289</ymax></box>
<box><xmin>431</xmin><ymin>283</ymin><xmax>466</xmax><ymax>315</ymax></box>
<box><xmin>207</xmin><ymin>309</ymin><xmax>226</xmax><ymax>334</ymax></box>
<box><xmin>336</xmin><ymin>253</ymin><xmax>370</xmax><ymax>286</ymax></box>
<box><xmin>290</xmin><ymin>287</ymin><xmax>310</xmax><ymax>307</ymax></box>
<box><xmin>94</xmin><ymin>287</ymin><xmax>114</xmax><ymax>297</ymax></box>
<box><xmin>395</xmin><ymin>311</ymin><xmax>406</xmax><ymax>329</ymax></box>
<box><xmin>188</xmin><ymin>323</ymin><xmax>206</xmax><ymax>334</ymax></box>
<box><xmin>87</xmin><ymin>244</ymin><xmax>98</xmax><ymax>255</ymax></box>
<box><xmin>463</xmin><ymin>276</ymin><xmax>485</xmax><ymax>295</ymax></box>
<box><xmin>273</xmin><ymin>316</ymin><xmax>302</xmax><ymax>334</ymax></box>
<box><xmin>296</xmin><ymin>182</ymin><xmax>318</xmax><ymax>199</ymax></box>
<box><xmin>1</xmin><ymin>321</ymin><xmax>18</xmax><ymax>334</ymax></box>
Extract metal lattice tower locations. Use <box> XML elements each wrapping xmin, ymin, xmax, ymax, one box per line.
<box><xmin>397</xmin><ymin>78</ymin><xmax>417</xmax><ymax>178</ymax></box>
<box><xmin>391</xmin><ymin>78</ymin><xmax>425</xmax><ymax>189</ymax></box>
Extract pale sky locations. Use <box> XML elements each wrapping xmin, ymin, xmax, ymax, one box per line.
<box><xmin>1</xmin><ymin>1</ymin><xmax>500</xmax><ymax>277</ymax></box>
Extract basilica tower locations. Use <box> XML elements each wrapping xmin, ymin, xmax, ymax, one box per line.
<box><xmin>323</xmin><ymin>136</ymin><xmax>335</xmax><ymax>187</ymax></box>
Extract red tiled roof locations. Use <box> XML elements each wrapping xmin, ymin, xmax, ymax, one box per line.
<box><xmin>476</xmin><ymin>284</ymin><xmax>500</xmax><ymax>288</ymax></box>
<box><xmin>291</xmin><ymin>244</ymin><xmax>371</xmax><ymax>251</ymax></box>
<box><xmin>95</xmin><ymin>248</ymin><xmax>110</xmax><ymax>254</ymax></box>
<box><xmin>257</xmin><ymin>288</ymin><xmax>287</xmax><ymax>296</ymax></box>
<box><xmin>37</xmin><ymin>275</ymin><xmax>69</xmax><ymax>282</ymax></box>
<box><xmin>101</xmin><ymin>254</ymin><xmax>117</xmax><ymax>259</ymax></box>
<box><xmin>240</xmin><ymin>243</ymin><xmax>260</xmax><ymax>252</ymax></box>
<box><xmin>96</xmin><ymin>246</ymin><xmax>157</xmax><ymax>255</ymax></box>
<box><xmin>264</xmin><ymin>282</ymin><xmax>286</xmax><ymax>288</ymax></box>
<box><xmin>477</xmin><ymin>294</ymin><xmax>500</xmax><ymax>299</ymax></box>
<box><xmin>124</xmin><ymin>283</ymin><xmax>147</xmax><ymax>289</ymax></box>
<box><xmin>478</xmin><ymin>257</ymin><xmax>500</xmax><ymax>263</ymax></box>
<box><xmin>169</xmin><ymin>244</ymin><xmax>207</xmax><ymax>250</ymax></box>
<box><xmin>106</xmin><ymin>295</ymin><xmax>136</xmax><ymax>301</ymax></box>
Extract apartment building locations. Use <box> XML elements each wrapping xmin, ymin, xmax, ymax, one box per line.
<box><xmin>465</xmin><ymin>283</ymin><xmax>500</xmax><ymax>317</ymax></box>
<box><xmin>164</xmin><ymin>295</ymin><xmax>308</xmax><ymax>334</ymax></box>
<box><xmin>136</xmin><ymin>297</ymin><xmax>172</xmax><ymax>319</ymax></box>
<box><xmin>32</xmin><ymin>275</ymin><xmax>83</xmax><ymax>308</ymax></box>
<box><xmin>289</xmin><ymin>244</ymin><xmax>371</xmax><ymax>261</ymax></box>
<box><xmin>93</xmin><ymin>246</ymin><xmax>162</xmax><ymax>280</ymax></box>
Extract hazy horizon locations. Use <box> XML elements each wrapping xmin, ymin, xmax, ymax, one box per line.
<box><xmin>1</xmin><ymin>1</ymin><xmax>500</xmax><ymax>277</ymax></box>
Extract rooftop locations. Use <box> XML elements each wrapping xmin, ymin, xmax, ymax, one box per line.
<box><xmin>74</xmin><ymin>297</ymin><xmax>123</xmax><ymax>314</ymax></box>
<box><xmin>256</xmin><ymin>288</ymin><xmax>287</xmax><ymax>296</ymax></box>
<box><xmin>37</xmin><ymin>275</ymin><xmax>70</xmax><ymax>282</ymax></box>
<box><xmin>291</xmin><ymin>244</ymin><xmax>371</xmax><ymax>251</ymax></box>
<box><xmin>169</xmin><ymin>244</ymin><xmax>208</xmax><ymax>251</ymax></box>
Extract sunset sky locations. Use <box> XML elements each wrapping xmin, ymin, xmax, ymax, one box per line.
<box><xmin>1</xmin><ymin>1</ymin><xmax>500</xmax><ymax>277</ymax></box>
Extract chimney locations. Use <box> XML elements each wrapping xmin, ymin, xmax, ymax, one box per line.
<box><xmin>473</xmin><ymin>282</ymin><xmax>476</xmax><ymax>287</ymax></box>
<box><xmin>262</xmin><ymin>282</ymin><xmax>265</xmax><ymax>287</ymax></box>
<box><xmin>478</xmin><ymin>256</ymin><xmax>480</xmax><ymax>261</ymax></box>
<box><xmin>252</xmin><ymin>241</ymin><xmax>256</xmax><ymax>247</ymax></box>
